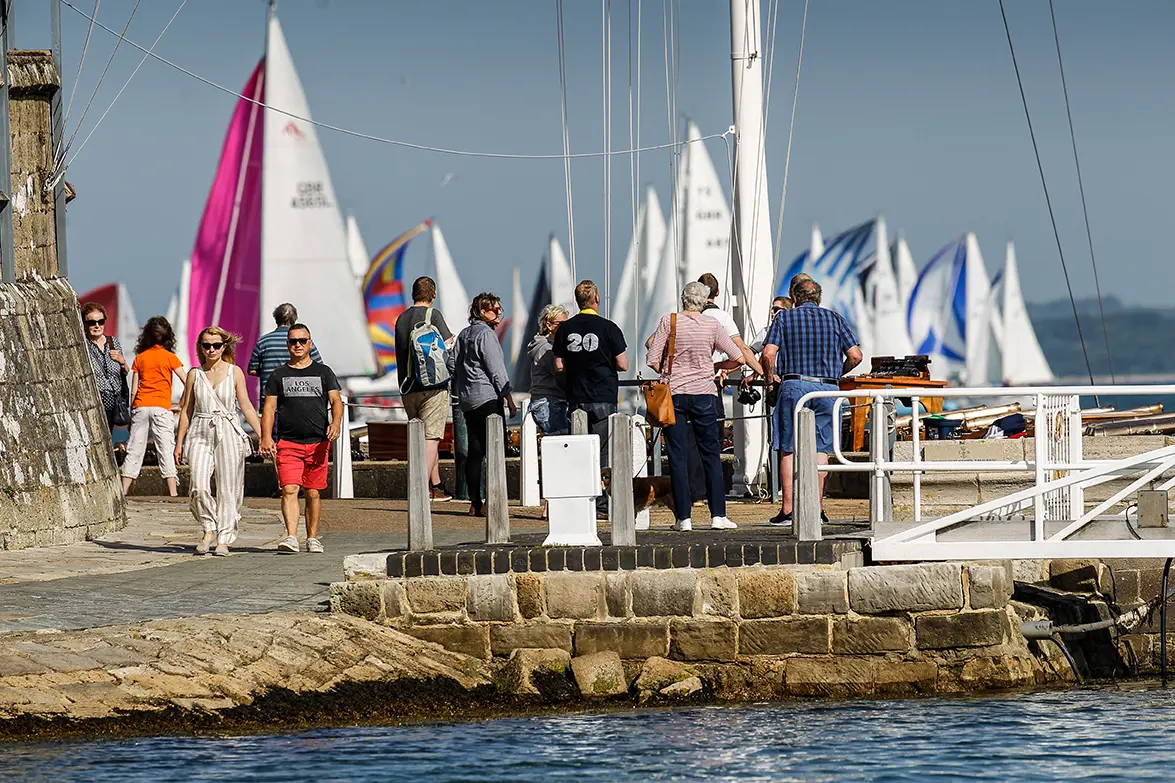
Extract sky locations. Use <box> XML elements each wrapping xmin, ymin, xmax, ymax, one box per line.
<box><xmin>22</xmin><ymin>0</ymin><xmax>1175</xmax><ymax>320</ymax></box>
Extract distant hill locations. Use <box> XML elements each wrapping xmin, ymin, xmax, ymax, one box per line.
<box><xmin>1027</xmin><ymin>298</ymin><xmax>1175</xmax><ymax>377</ymax></box>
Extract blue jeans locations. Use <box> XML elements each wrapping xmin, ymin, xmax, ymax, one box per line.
<box><xmin>571</xmin><ymin>401</ymin><xmax>616</xmax><ymax>514</ymax></box>
<box><xmin>664</xmin><ymin>394</ymin><xmax>725</xmax><ymax>520</ymax></box>
<box><xmin>531</xmin><ymin>396</ymin><xmax>568</xmax><ymax>435</ymax></box>
<box><xmin>774</xmin><ymin>380</ymin><xmax>837</xmax><ymax>453</ymax></box>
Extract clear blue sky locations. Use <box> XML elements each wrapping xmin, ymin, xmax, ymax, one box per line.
<box><xmin>24</xmin><ymin>0</ymin><xmax>1175</xmax><ymax>318</ymax></box>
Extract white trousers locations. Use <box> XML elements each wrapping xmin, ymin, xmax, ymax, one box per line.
<box><xmin>122</xmin><ymin>406</ymin><xmax>177</xmax><ymax>479</ymax></box>
<box><xmin>186</xmin><ymin>417</ymin><xmax>247</xmax><ymax>545</ymax></box>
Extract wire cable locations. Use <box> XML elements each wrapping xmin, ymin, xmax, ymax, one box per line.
<box><xmin>555</xmin><ymin>0</ymin><xmax>577</xmax><ymax>279</ymax></box>
<box><xmin>1048</xmin><ymin>0</ymin><xmax>1115</xmax><ymax>383</ymax></box>
<box><xmin>57</xmin><ymin>0</ymin><xmax>726</xmax><ymax>163</ymax></box>
<box><xmin>53</xmin><ymin>0</ymin><xmax>188</xmax><ymax>184</ymax></box>
<box><xmin>997</xmin><ymin>0</ymin><xmax>1096</xmax><ymax>385</ymax></box>
<box><xmin>770</xmin><ymin>0</ymin><xmax>809</xmax><ymax>294</ymax></box>
<box><xmin>61</xmin><ymin>0</ymin><xmax>101</xmax><ymax>141</ymax></box>
<box><xmin>602</xmin><ymin>0</ymin><xmax>613</xmax><ymax>314</ymax></box>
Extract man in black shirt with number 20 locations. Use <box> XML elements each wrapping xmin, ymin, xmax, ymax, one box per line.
<box><xmin>553</xmin><ymin>280</ymin><xmax>628</xmax><ymax>517</ymax></box>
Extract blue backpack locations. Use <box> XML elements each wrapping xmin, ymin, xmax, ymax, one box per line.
<box><xmin>408</xmin><ymin>307</ymin><xmax>450</xmax><ymax>389</ymax></box>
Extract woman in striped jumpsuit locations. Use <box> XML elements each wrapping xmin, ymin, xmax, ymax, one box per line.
<box><xmin>174</xmin><ymin>327</ymin><xmax>264</xmax><ymax>556</ymax></box>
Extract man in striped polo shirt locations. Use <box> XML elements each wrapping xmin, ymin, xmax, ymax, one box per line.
<box><xmin>249</xmin><ymin>303</ymin><xmax>322</xmax><ymax>407</ymax></box>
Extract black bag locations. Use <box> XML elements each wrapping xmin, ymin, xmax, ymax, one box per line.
<box><xmin>108</xmin><ymin>338</ymin><xmax>132</xmax><ymax>427</ymax></box>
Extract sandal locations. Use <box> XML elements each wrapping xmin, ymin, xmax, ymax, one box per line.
<box><xmin>196</xmin><ymin>534</ymin><xmax>213</xmax><ymax>555</ymax></box>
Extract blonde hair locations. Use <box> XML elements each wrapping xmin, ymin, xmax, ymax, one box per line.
<box><xmin>538</xmin><ymin>304</ymin><xmax>568</xmax><ymax>337</ymax></box>
<box><xmin>196</xmin><ymin>326</ymin><xmax>241</xmax><ymax>365</ymax></box>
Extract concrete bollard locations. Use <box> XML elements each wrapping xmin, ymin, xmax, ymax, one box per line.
<box><xmin>486</xmin><ymin>413</ymin><xmax>510</xmax><ymax>544</ymax></box>
<box><xmin>407</xmin><ymin>418</ymin><xmax>433</xmax><ymax>551</ymax></box>
<box><xmin>519</xmin><ymin>398</ymin><xmax>540</xmax><ymax>507</ymax></box>
<box><xmin>608</xmin><ymin>413</ymin><xmax>636</xmax><ymax>546</ymax></box>
<box><xmin>332</xmin><ymin>396</ymin><xmax>354</xmax><ymax>499</ymax></box>
<box><xmin>571</xmin><ymin>408</ymin><xmax>588</xmax><ymax>436</ymax></box>
<box><xmin>795</xmin><ymin>407</ymin><xmax>821</xmax><ymax>541</ymax></box>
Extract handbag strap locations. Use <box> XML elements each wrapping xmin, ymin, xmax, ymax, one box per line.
<box><xmin>663</xmin><ymin>313</ymin><xmax>676</xmax><ymax>379</ymax></box>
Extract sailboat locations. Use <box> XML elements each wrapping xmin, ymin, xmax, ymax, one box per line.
<box><xmin>861</xmin><ymin>218</ymin><xmax>914</xmax><ymax>359</ymax></box>
<box><xmin>893</xmin><ymin>235</ymin><xmax>918</xmax><ymax>306</ymax></box>
<box><xmin>993</xmin><ymin>241</ymin><xmax>1053</xmax><ymax>385</ymax></box>
<box><xmin>187</xmin><ymin>4</ymin><xmax>375</xmax><ymax>401</ymax></box>
<box><xmin>511</xmin><ymin>265</ymin><xmax>526</xmax><ymax>366</ymax></box>
<box><xmin>345</xmin><ymin>214</ymin><xmax>369</xmax><ymax>288</ymax></box>
<box><xmin>613</xmin><ymin>186</ymin><xmax>667</xmax><ymax>371</ymax></box>
<box><xmin>429</xmin><ymin>221</ymin><xmax>471</xmax><ymax>333</ymax></box>
<box><xmin>163</xmin><ymin>260</ymin><xmax>191</xmax><ymax>366</ymax></box>
<box><xmin>671</xmin><ymin>121</ymin><xmax>732</xmax><ymax>307</ymax></box>
<box><xmin>510</xmin><ymin>235</ymin><xmax>577</xmax><ymax>392</ymax></box>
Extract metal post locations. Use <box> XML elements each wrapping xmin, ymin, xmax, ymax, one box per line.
<box><xmin>608</xmin><ymin>413</ymin><xmax>636</xmax><ymax>546</ymax></box>
<box><xmin>50</xmin><ymin>0</ymin><xmax>67</xmax><ymax>277</ymax></box>
<box><xmin>870</xmin><ymin>395</ymin><xmax>889</xmax><ymax>527</ymax></box>
<box><xmin>571</xmin><ymin>408</ymin><xmax>588</xmax><ymax>436</ymax></box>
<box><xmin>332</xmin><ymin>396</ymin><xmax>354</xmax><ymax>499</ymax></box>
<box><xmin>452</xmin><ymin>401</ymin><xmax>469</xmax><ymax>500</ymax></box>
<box><xmin>795</xmin><ymin>408</ymin><xmax>821</xmax><ymax>540</ymax></box>
<box><xmin>911</xmin><ymin>395</ymin><xmax>922</xmax><ymax>523</ymax></box>
<box><xmin>407</xmin><ymin>418</ymin><xmax>433</xmax><ymax>551</ymax></box>
<box><xmin>0</xmin><ymin>1</ymin><xmax>14</xmax><ymax>284</ymax></box>
<box><xmin>486</xmin><ymin>413</ymin><xmax>510</xmax><ymax>544</ymax></box>
<box><xmin>652</xmin><ymin>428</ymin><xmax>663</xmax><ymax>476</ymax></box>
<box><xmin>519</xmin><ymin>398</ymin><xmax>540</xmax><ymax>506</ymax></box>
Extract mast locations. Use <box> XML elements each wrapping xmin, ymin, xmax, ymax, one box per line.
<box><xmin>729</xmin><ymin>0</ymin><xmax>773</xmax><ymax>491</ymax></box>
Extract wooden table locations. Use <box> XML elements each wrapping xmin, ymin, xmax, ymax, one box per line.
<box><xmin>839</xmin><ymin>375</ymin><xmax>949</xmax><ymax>452</ymax></box>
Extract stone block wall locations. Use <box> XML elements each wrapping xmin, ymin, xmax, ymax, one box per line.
<box><xmin>8</xmin><ymin>50</ymin><xmax>62</xmax><ymax>278</ymax></box>
<box><xmin>0</xmin><ymin>275</ymin><xmax>125</xmax><ymax>549</ymax></box>
<box><xmin>331</xmin><ymin>561</ymin><xmax>1057</xmax><ymax>696</ymax></box>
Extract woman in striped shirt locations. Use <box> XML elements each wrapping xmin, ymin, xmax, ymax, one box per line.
<box><xmin>647</xmin><ymin>281</ymin><xmax>763</xmax><ymax>532</ymax></box>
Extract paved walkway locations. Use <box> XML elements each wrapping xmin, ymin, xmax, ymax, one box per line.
<box><xmin>0</xmin><ymin>496</ymin><xmax>865</xmax><ymax>635</ymax></box>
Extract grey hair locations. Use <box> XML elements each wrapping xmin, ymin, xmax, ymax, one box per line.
<box><xmin>681</xmin><ymin>281</ymin><xmax>710</xmax><ymax>312</ymax></box>
<box><xmin>538</xmin><ymin>304</ymin><xmax>568</xmax><ymax>336</ymax></box>
<box><xmin>273</xmin><ymin>303</ymin><xmax>298</xmax><ymax>327</ymax></box>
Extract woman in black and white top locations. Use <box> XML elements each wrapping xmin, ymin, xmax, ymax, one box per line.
<box><xmin>81</xmin><ymin>301</ymin><xmax>130</xmax><ymax>431</ymax></box>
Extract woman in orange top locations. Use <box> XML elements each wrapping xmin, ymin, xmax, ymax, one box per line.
<box><xmin>121</xmin><ymin>316</ymin><xmax>188</xmax><ymax>497</ymax></box>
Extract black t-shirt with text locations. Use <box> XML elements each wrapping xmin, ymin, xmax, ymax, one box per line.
<box><xmin>552</xmin><ymin>312</ymin><xmax>626</xmax><ymax>405</ymax></box>
<box><xmin>265</xmin><ymin>361</ymin><xmax>341</xmax><ymax>444</ymax></box>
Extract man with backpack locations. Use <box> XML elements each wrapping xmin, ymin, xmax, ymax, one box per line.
<box><xmin>394</xmin><ymin>276</ymin><xmax>455</xmax><ymax>500</ymax></box>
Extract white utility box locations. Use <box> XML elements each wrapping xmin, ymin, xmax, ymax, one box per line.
<box><xmin>541</xmin><ymin>434</ymin><xmax>601</xmax><ymax>546</ymax></box>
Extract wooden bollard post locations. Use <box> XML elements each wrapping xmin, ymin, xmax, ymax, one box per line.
<box><xmin>407</xmin><ymin>418</ymin><xmax>433</xmax><ymax>551</ymax></box>
<box><xmin>486</xmin><ymin>413</ymin><xmax>510</xmax><ymax>544</ymax></box>
<box><xmin>608</xmin><ymin>413</ymin><xmax>636</xmax><ymax>546</ymax></box>
<box><xmin>571</xmin><ymin>408</ymin><xmax>588</xmax><ymax>436</ymax></box>
<box><xmin>795</xmin><ymin>407</ymin><xmax>822</xmax><ymax>541</ymax></box>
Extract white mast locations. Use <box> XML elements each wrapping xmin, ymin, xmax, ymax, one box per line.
<box><xmin>730</xmin><ymin>0</ymin><xmax>773</xmax><ymax>492</ymax></box>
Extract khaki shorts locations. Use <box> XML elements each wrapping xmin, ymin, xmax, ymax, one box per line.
<box><xmin>403</xmin><ymin>388</ymin><xmax>450</xmax><ymax>440</ymax></box>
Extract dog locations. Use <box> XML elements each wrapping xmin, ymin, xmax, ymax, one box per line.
<box><xmin>600</xmin><ymin>467</ymin><xmax>676</xmax><ymax>517</ymax></box>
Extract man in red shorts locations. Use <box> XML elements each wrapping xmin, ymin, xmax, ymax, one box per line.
<box><xmin>259</xmin><ymin>323</ymin><xmax>342</xmax><ymax>554</ymax></box>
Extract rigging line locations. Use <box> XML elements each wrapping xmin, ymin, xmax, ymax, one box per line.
<box><xmin>998</xmin><ymin>0</ymin><xmax>1096</xmax><ymax>386</ymax></box>
<box><xmin>770</xmin><ymin>0</ymin><xmax>809</xmax><ymax>294</ymax></box>
<box><xmin>58</xmin><ymin>0</ymin><xmax>142</xmax><ymax>166</ymax></box>
<box><xmin>556</xmin><ymin>0</ymin><xmax>577</xmax><ymax>280</ymax></box>
<box><xmin>56</xmin><ymin>0</ymin><xmax>188</xmax><ymax>180</ymax></box>
<box><xmin>62</xmin><ymin>0</ymin><xmax>101</xmax><ymax>145</ymax></box>
<box><xmin>628</xmin><ymin>0</ymin><xmax>642</xmax><ymax>345</ymax></box>
<box><xmin>1048</xmin><ymin>0</ymin><xmax>1115</xmax><ymax>383</ymax></box>
<box><xmin>603</xmin><ymin>0</ymin><xmax>612</xmax><ymax>315</ymax></box>
<box><xmin>55</xmin><ymin>0</ymin><xmax>728</xmax><ymax>163</ymax></box>
<box><xmin>662</xmin><ymin>0</ymin><xmax>681</xmax><ymax>290</ymax></box>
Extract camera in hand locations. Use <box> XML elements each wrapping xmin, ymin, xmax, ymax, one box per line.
<box><xmin>736</xmin><ymin>385</ymin><xmax>762</xmax><ymax>407</ymax></box>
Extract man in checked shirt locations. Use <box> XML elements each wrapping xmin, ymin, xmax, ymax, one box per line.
<box><xmin>759</xmin><ymin>279</ymin><xmax>863</xmax><ymax>527</ymax></box>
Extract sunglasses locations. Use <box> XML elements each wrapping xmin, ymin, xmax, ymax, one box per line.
<box><xmin>85</xmin><ymin>318</ymin><xmax>106</xmax><ymax>326</ymax></box>
<box><xmin>287</xmin><ymin>337</ymin><xmax>310</xmax><ymax>345</ymax></box>
<box><xmin>200</xmin><ymin>342</ymin><xmax>224</xmax><ymax>351</ymax></box>
<box><xmin>770</xmin><ymin>306</ymin><xmax>784</xmax><ymax>314</ymax></box>
<box><xmin>486</xmin><ymin>305</ymin><xmax>503</xmax><ymax>314</ymax></box>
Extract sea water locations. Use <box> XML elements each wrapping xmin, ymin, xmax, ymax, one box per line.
<box><xmin>5</xmin><ymin>687</ymin><xmax>1175</xmax><ymax>782</ymax></box>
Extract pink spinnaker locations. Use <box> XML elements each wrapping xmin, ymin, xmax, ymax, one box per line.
<box><xmin>188</xmin><ymin>60</ymin><xmax>265</xmax><ymax>400</ymax></box>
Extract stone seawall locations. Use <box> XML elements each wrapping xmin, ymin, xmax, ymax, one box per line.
<box><xmin>0</xmin><ymin>275</ymin><xmax>125</xmax><ymax>550</ymax></box>
<box><xmin>331</xmin><ymin>561</ymin><xmax>1063</xmax><ymax>696</ymax></box>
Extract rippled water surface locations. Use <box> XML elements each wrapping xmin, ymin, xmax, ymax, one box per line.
<box><xmin>7</xmin><ymin>688</ymin><xmax>1175</xmax><ymax>782</ymax></box>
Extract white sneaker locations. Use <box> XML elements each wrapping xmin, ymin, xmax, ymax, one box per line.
<box><xmin>672</xmin><ymin>518</ymin><xmax>693</xmax><ymax>532</ymax></box>
<box><xmin>277</xmin><ymin>535</ymin><xmax>299</xmax><ymax>553</ymax></box>
<box><xmin>710</xmin><ymin>516</ymin><xmax>738</xmax><ymax>530</ymax></box>
<box><xmin>306</xmin><ymin>537</ymin><xmax>324</xmax><ymax>554</ymax></box>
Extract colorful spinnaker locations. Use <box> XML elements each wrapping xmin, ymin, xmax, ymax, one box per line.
<box><xmin>363</xmin><ymin>222</ymin><xmax>430</xmax><ymax>376</ymax></box>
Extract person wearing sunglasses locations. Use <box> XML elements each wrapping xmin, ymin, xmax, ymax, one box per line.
<box><xmin>81</xmin><ymin>302</ymin><xmax>130</xmax><ymax>431</ymax></box>
<box><xmin>174</xmin><ymin>327</ymin><xmax>264</xmax><ymax>556</ymax></box>
<box><xmin>122</xmin><ymin>316</ymin><xmax>188</xmax><ymax>497</ymax></box>
<box><xmin>259</xmin><ymin>323</ymin><xmax>342</xmax><ymax>554</ymax></box>
<box><xmin>452</xmin><ymin>292</ymin><xmax>517</xmax><ymax>517</ymax></box>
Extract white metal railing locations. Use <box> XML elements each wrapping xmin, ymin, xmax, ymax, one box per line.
<box><xmin>792</xmin><ymin>384</ymin><xmax>1175</xmax><ymax>559</ymax></box>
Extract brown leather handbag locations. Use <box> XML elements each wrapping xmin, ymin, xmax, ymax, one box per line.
<box><xmin>642</xmin><ymin>314</ymin><xmax>676</xmax><ymax>427</ymax></box>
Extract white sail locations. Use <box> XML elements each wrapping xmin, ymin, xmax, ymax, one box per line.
<box><xmin>894</xmin><ymin>236</ymin><xmax>918</xmax><ymax>305</ymax></box>
<box><xmin>345</xmin><ymin>214</ymin><xmax>369</xmax><ymax>286</ymax></box>
<box><xmin>640</xmin><ymin>170</ymin><xmax>686</xmax><ymax>361</ymax></box>
<box><xmin>165</xmin><ymin>259</ymin><xmax>192</xmax><ymax>367</ymax></box>
<box><xmin>549</xmin><ymin>235</ymin><xmax>576</xmax><ymax>313</ymax></box>
<box><xmin>430</xmin><ymin>222</ymin><xmax>470</xmax><ymax>333</ymax></box>
<box><xmin>511</xmin><ymin>264</ymin><xmax>526</xmax><ymax>365</ymax></box>
<box><xmin>679</xmin><ymin>121</ymin><xmax>732</xmax><ymax>308</ymax></box>
<box><xmin>864</xmin><ymin>217</ymin><xmax>913</xmax><ymax>359</ymax></box>
<box><xmin>614</xmin><ymin>186</ymin><xmax>667</xmax><ymax>355</ymax></box>
<box><xmin>999</xmin><ymin>241</ymin><xmax>1052</xmax><ymax>385</ymax></box>
<box><xmin>962</xmin><ymin>233</ymin><xmax>994</xmax><ymax>386</ymax></box>
<box><xmin>809</xmin><ymin>223</ymin><xmax>825</xmax><ymax>260</ymax></box>
<box><xmin>261</xmin><ymin>14</ymin><xmax>374</xmax><ymax>378</ymax></box>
